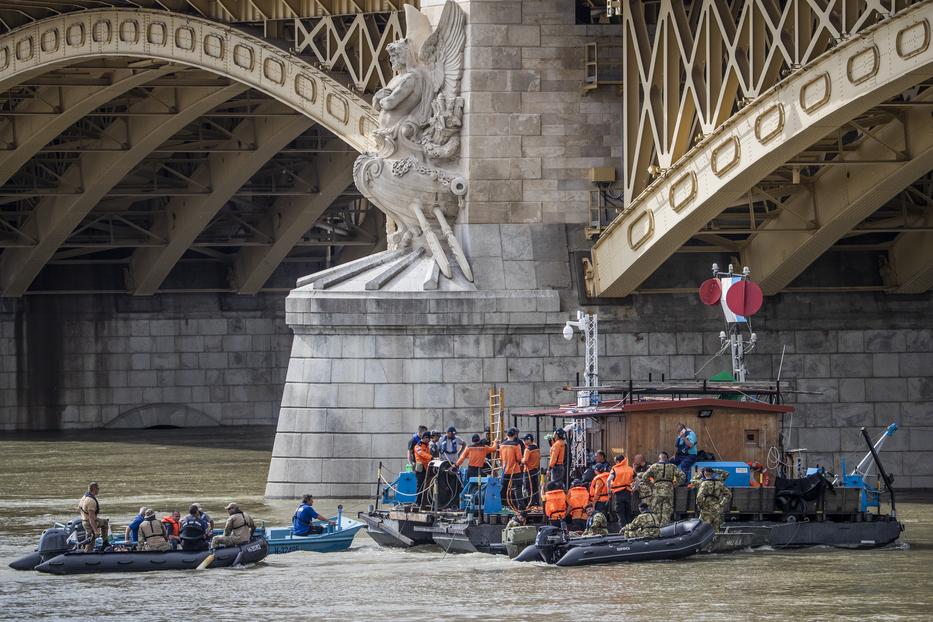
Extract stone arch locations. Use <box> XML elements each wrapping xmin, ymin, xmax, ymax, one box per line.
<box><xmin>591</xmin><ymin>4</ymin><xmax>933</xmax><ymax>296</ymax></box>
<box><xmin>0</xmin><ymin>8</ymin><xmax>377</xmax><ymax>153</ymax></box>
<box><xmin>104</xmin><ymin>403</ymin><xmax>220</xmax><ymax>429</ymax></box>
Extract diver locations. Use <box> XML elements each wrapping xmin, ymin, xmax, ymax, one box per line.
<box><xmin>210</xmin><ymin>502</ymin><xmax>255</xmax><ymax>549</ymax></box>
<box><xmin>293</xmin><ymin>493</ymin><xmax>336</xmax><ymax>535</ymax></box>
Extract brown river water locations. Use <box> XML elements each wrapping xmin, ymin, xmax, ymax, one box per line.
<box><xmin>1</xmin><ymin>427</ymin><xmax>932</xmax><ymax>621</ymax></box>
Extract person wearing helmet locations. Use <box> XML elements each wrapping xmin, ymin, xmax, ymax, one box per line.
<box><xmin>521</xmin><ymin>433</ymin><xmax>542</xmax><ymax>507</ymax></box>
<box><xmin>499</xmin><ymin>427</ymin><xmax>524</xmax><ymax>509</ymax></box>
<box><xmin>437</xmin><ymin>426</ymin><xmax>465</xmax><ymax>463</ymax></box>
<box><xmin>548</xmin><ymin>428</ymin><xmax>567</xmax><ymax>488</ymax></box>
<box><xmin>566</xmin><ymin>479</ymin><xmax>591</xmax><ymax>530</ymax></box>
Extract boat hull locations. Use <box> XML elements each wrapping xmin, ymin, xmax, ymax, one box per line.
<box><xmin>265</xmin><ymin>523</ymin><xmax>365</xmax><ymax>554</ymax></box>
<box><xmin>34</xmin><ymin>538</ymin><xmax>268</xmax><ymax>574</ymax></box>
<box><xmin>429</xmin><ymin>522</ymin><xmax>506</xmax><ymax>555</ymax></box>
<box><xmin>726</xmin><ymin>517</ymin><xmax>902</xmax><ymax>549</ymax></box>
<box><xmin>357</xmin><ymin>511</ymin><xmax>434</xmax><ymax>548</ymax></box>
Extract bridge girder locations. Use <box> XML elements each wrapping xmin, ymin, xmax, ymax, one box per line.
<box><xmin>591</xmin><ymin>1</ymin><xmax>933</xmax><ymax>297</ymax></box>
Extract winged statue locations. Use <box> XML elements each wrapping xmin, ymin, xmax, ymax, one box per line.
<box><xmin>353</xmin><ymin>1</ymin><xmax>473</xmax><ymax>284</ymax></box>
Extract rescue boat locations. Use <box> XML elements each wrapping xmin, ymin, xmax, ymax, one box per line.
<box><xmin>514</xmin><ymin>519</ymin><xmax>715</xmax><ymax>566</ymax></box>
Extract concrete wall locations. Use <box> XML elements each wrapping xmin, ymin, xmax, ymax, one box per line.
<box><xmin>0</xmin><ymin>294</ymin><xmax>290</xmax><ymax>431</ymax></box>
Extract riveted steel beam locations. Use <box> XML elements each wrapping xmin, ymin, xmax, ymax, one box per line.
<box><xmin>127</xmin><ymin>106</ymin><xmax>315</xmax><ymax>295</ymax></box>
<box><xmin>0</xmin><ymin>66</ymin><xmax>176</xmax><ymax>189</ymax></box>
<box><xmin>742</xmin><ymin>104</ymin><xmax>933</xmax><ymax>295</ymax></box>
<box><xmin>0</xmin><ymin>83</ymin><xmax>246</xmax><ymax>297</ymax></box>
<box><xmin>233</xmin><ymin>149</ymin><xmax>356</xmax><ymax>294</ymax></box>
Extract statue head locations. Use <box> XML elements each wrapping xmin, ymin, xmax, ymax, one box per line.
<box><xmin>387</xmin><ymin>39</ymin><xmax>416</xmax><ymax>73</ymax></box>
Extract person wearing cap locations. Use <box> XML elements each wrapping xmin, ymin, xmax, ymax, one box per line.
<box><xmin>178</xmin><ymin>504</ymin><xmax>211</xmax><ymax>551</ymax></box>
<box><xmin>195</xmin><ymin>503</ymin><xmax>214</xmax><ymax>531</ymax></box>
<box><xmin>455</xmin><ymin>434</ymin><xmax>497</xmax><ymax>481</ymax></box>
<box><xmin>437</xmin><ymin>426</ymin><xmax>465</xmax><ymax>464</ymax></box>
<box><xmin>521</xmin><ymin>434</ymin><xmax>542</xmax><ymax>507</ymax></box>
<box><xmin>428</xmin><ymin>429</ymin><xmax>442</xmax><ymax>458</ymax></box>
<box><xmin>479</xmin><ymin>426</ymin><xmax>494</xmax><ymax>476</ymax></box>
<box><xmin>548</xmin><ymin>429</ymin><xmax>567</xmax><ymax>488</ymax></box>
<box><xmin>293</xmin><ymin>493</ymin><xmax>335</xmax><ymax>536</ymax></box>
<box><xmin>623</xmin><ymin>502</ymin><xmax>661</xmax><ymax>539</ymax></box>
<box><xmin>210</xmin><ymin>502</ymin><xmax>256</xmax><ymax>549</ymax></box>
<box><xmin>407</xmin><ymin>425</ymin><xmax>429</xmax><ymax>465</ymax></box>
<box><xmin>137</xmin><ymin>508</ymin><xmax>171</xmax><ymax>551</ymax></box>
<box><xmin>499</xmin><ymin>427</ymin><xmax>524</xmax><ymax>509</ymax></box>
<box><xmin>124</xmin><ymin>506</ymin><xmax>148</xmax><ymax>545</ymax></box>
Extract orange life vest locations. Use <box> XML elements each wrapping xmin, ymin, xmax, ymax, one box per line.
<box><xmin>414</xmin><ymin>441</ymin><xmax>432</xmax><ymax>466</ymax></box>
<box><xmin>544</xmin><ymin>489</ymin><xmax>567</xmax><ymax>519</ymax></box>
<box><xmin>590</xmin><ymin>472</ymin><xmax>611</xmax><ymax>503</ymax></box>
<box><xmin>610</xmin><ymin>460</ymin><xmax>635</xmax><ymax>492</ymax></box>
<box><xmin>161</xmin><ymin>515</ymin><xmax>180</xmax><ymax>537</ymax></box>
<box><xmin>549</xmin><ymin>439</ymin><xmax>566</xmax><ymax>468</ymax></box>
<box><xmin>567</xmin><ymin>486</ymin><xmax>590</xmax><ymax>520</ymax></box>
<box><xmin>522</xmin><ymin>445</ymin><xmax>541</xmax><ymax>471</ymax></box>
<box><xmin>456</xmin><ymin>445</ymin><xmax>494</xmax><ymax>468</ymax></box>
<box><xmin>499</xmin><ymin>440</ymin><xmax>523</xmax><ymax>475</ymax></box>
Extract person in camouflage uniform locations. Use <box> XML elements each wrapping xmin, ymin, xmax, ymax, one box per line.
<box><xmin>692</xmin><ymin>467</ymin><xmax>733</xmax><ymax>531</ymax></box>
<box><xmin>623</xmin><ymin>503</ymin><xmax>661</xmax><ymax>539</ymax></box>
<box><xmin>643</xmin><ymin>451</ymin><xmax>686</xmax><ymax>524</ymax></box>
<box><xmin>581</xmin><ymin>512</ymin><xmax>608</xmax><ymax>537</ymax></box>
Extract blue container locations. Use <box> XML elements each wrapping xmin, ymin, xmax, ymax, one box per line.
<box><xmin>692</xmin><ymin>461</ymin><xmax>752</xmax><ymax>487</ymax></box>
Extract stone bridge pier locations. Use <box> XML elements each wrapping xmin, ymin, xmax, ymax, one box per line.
<box><xmin>265</xmin><ymin>0</ymin><xmax>933</xmax><ymax>497</ymax></box>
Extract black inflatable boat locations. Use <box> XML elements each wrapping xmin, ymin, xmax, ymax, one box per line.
<box><xmin>33</xmin><ymin>538</ymin><xmax>268</xmax><ymax>574</ymax></box>
<box><xmin>10</xmin><ymin>519</ymin><xmax>268</xmax><ymax>574</ymax></box>
<box><xmin>514</xmin><ymin>518</ymin><xmax>715</xmax><ymax>566</ymax></box>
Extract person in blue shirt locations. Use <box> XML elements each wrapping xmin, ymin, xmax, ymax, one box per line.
<box><xmin>673</xmin><ymin>423</ymin><xmax>699</xmax><ymax>478</ymax></box>
<box><xmin>293</xmin><ymin>494</ymin><xmax>335</xmax><ymax>536</ymax></box>
<box><xmin>124</xmin><ymin>506</ymin><xmax>148</xmax><ymax>545</ymax></box>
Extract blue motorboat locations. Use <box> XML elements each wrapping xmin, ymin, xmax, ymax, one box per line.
<box><xmin>263</xmin><ymin>507</ymin><xmax>365</xmax><ymax>555</ymax></box>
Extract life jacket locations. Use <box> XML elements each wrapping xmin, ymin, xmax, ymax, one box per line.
<box><xmin>522</xmin><ymin>444</ymin><xmax>541</xmax><ymax>472</ymax></box>
<box><xmin>543</xmin><ymin>489</ymin><xmax>567</xmax><ymax>519</ymax></box>
<box><xmin>179</xmin><ymin>515</ymin><xmax>207</xmax><ymax>540</ymax></box>
<box><xmin>611</xmin><ymin>459</ymin><xmax>635</xmax><ymax>492</ymax></box>
<box><xmin>439</xmin><ymin>436</ymin><xmax>462</xmax><ymax>458</ymax></box>
<box><xmin>226</xmin><ymin>511</ymin><xmax>254</xmax><ymax>541</ymax></box>
<box><xmin>78</xmin><ymin>492</ymin><xmax>100</xmax><ymax>519</ymax></box>
<box><xmin>161</xmin><ymin>515</ymin><xmax>180</xmax><ymax>536</ymax></box>
<box><xmin>567</xmin><ymin>486</ymin><xmax>590</xmax><ymax>520</ymax></box>
<box><xmin>590</xmin><ymin>472</ymin><xmax>611</xmax><ymax>503</ymax></box>
<box><xmin>499</xmin><ymin>439</ymin><xmax>523</xmax><ymax>475</ymax></box>
<box><xmin>414</xmin><ymin>441</ymin><xmax>432</xmax><ymax>466</ymax></box>
<box><xmin>139</xmin><ymin>517</ymin><xmax>168</xmax><ymax>547</ymax></box>
<box><xmin>457</xmin><ymin>445</ymin><xmax>492</xmax><ymax>468</ymax></box>
<box><xmin>549</xmin><ymin>440</ymin><xmax>566</xmax><ymax>467</ymax></box>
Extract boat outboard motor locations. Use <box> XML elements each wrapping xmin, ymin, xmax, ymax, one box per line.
<box><xmin>533</xmin><ymin>526</ymin><xmax>567</xmax><ymax>564</ymax></box>
<box><xmin>9</xmin><ymin>525</ymin><xmax>74</xmax><ymax>571</ymax></box>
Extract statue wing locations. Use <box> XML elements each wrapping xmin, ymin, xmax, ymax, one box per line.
<box><xmin>419</xmin><ymin>1</ymin><xmax>466</xmax><ymax>100</ymax></box>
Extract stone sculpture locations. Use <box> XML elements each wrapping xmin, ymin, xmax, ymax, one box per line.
<box><xmin>352</xmin><ymin>1</ymin><xmax>472</xmax><ymax>283</ymax></box>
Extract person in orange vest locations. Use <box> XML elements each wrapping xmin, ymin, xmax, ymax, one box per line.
<box><xmin>160</xmin><ymin>510</ymin><xmax>182</xmax><ymax>548</ymax></box>
<box><xmin>499</xmin><ymin>427</ymin><xmax>524</xmax><ymax>510</ymax></box>
<box><xmin>607</xmin><ymin>454</ymin><xmax>636</xmax><ymax>526</ymax></box>
<box><xmin>566</xmin><ymin>479</ymin><xmax>591</xmax><ymax>531</ymax></box>
<box><xmin>543</xmin><ymin>481</ymin><xmax>568</xmax><ymax>527</ymax></box>
<box><xmin>589</xmin><ymin>462</ymin><xmax>611</xmax><ymax>515</ymax></box>
<box><xmin>521</xmin><ymin>433</ymin><xmax>542</xmax><ymax>507</ymax></box>
<box><xmin>455</xmin><ymin>434</ymin><xmax>497</xmax><ymax>481</ymax></box>
<box><xmin>548</xmin><ymin>428</ymin><xmax>567</xmax><ymax>488</ymax></box>
<box><xmin>413</xmin><ymin>430</ymin><xmax>433</xmax><ymax>509</ymax></box>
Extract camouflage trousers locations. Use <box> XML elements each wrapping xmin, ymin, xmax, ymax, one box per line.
<box><xmin>697</xmin><ymin>496</ymin><xmax>729</xmax><ymax>531</ymax></box>
<box><xmin>650</xmin><ymin>488</ymin><xmax>674</xmax><ymax>524</ymax></box>
<box><xmin>210</xmin><ymin>535</ymin><xmax>247</xmax><ymax>549</ymax></box>
<box><xmin>81</xmin><ymin>517</ymin><xmax>110</xmax><ymax>550</ymax></box>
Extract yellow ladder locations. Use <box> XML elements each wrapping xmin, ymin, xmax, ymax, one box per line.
<box><xmin>487</xmin><ymin>387</ymin><xmax>505</xmax><ymax>470</ymax></box>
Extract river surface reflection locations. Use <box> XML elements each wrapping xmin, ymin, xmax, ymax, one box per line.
<box><xmin>1</xmin><ymin>428</ymin><xmax>931</xmax><ymax>621</ymax></box>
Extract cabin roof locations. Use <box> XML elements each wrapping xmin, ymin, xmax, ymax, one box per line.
<box><xmin>513</xmin><ymin>398</ymin><xmax>793</xmax><ymax>418</ymax></box>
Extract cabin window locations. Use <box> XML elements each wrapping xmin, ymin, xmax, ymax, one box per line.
<box><xmin>745</xmin><ymin>429</ymin><xmax>760</xmax><ymax>447</ymax></box>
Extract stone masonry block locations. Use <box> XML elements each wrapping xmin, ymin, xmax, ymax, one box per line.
<box><xmin>798</xmin><ymin>427</ymin><xmax>841</xmax><ymax>452</ymax></box>
<box><xmin>374</xmin><ymin>336</ymin><xmax>414</xmax><ymax>359</ymax></box>
<box><xmin>337</xmin><ymin>384</ymin><xmax>374</xmax><ymax>408</ymax></box>
<box><xmin>500</xmin><ymin>224</ymin><xmax>533</xmax><ymax>260</ymax></box>
<box><xmin>504</xmin><ymin>261</ymin><xmax>538</xmax><ymax>289</ymax></box>
<box><xmin>899</xmin><ymin>353</ymin><xmax>933</xmax><ymax>376</ymax></box>
<box><xmin>374</xmin><ymin>384</ymin><xmax>413</xmax><ymax>408</ymax></box>
<box><xmin>601</xmin><ymin>356</ymin><xmax>631</xmax><ymax>381</ymax></box>
<box><xmin>908</xmin><ymin>377</ymin><xmax>933</xmax><ymax>401</ymax></box>
<box><xmin>906</xmin><ymin>329</ymin><xmax>933</xmax><ymax>352</ymax></box>
<box><xmin>483</xmin><ymin>358</ymin><xmax>508</xmax><ymax>383</ymax></box>
<box><xmin>413</xmin><ymin>384</ymin><xmax>455</xmax><ymax>409</ymax></box>
<box><xmin>507</xmin><ymin>24</ymin><xmax>541</xmax><ymax>46</ymax></box>
<box><xmin>507</xmin><ymin>358</ymin><xmax>544</xmax><ymax>382</ymax></box>
<box><xmin>648</xmin><ymin>332</ymin><xmax>676</xmax><ymax>355</ymax></box>
<box><xmin>414</xmin><ymin>335</ymin><xmax>454</xmax><ymax>358</ymax></box>
<box><xmin>865</xmin><ymin>378</ymin><xmax>907</xmax><ymax>402</ymax></box>
<box><xmin>829</xmin><ymin>354</ymin><xmax>872</xmax><ymax>378</ymax></box>
<box><xmin>443</xmin><ymin>359</ymin><xmax>484</xmax><ymax>383</ymax></box>
<box><xmin>631</xmin><ymin>356</ymin><xmax>670</xmax><ymax>381</ymax></box>
<box><xmin>796</xmin><ymin>331</ymin><xmax>836</xmax><ymax>353</ymax></box>
<box><xmin>837</xmin><ymin>378</ymin><xmax>866</xmax><ymax>403</ymax></box>
<box><xmin>676</xmin><ymin>333</ymin><xmax>703</xmax><ymax>354</ymax></box>
<box><xmin>831</xmin><ymin>403</ymin><xmax>874</xmax><ymax>427</ymax></box>
<box><xmin>872</xmin><ymin>353</ymin><xmax>899</xmax><ymax>377</ymax></box>
<box><xmin>837</xmin><ymin>331</ymin><xmax>864</xmax><ymax>352</ymax></box>
<box><xmin>864</xmin><ymin>330</ymin><xmax>906</xmax><ymax>352</ymax></box>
